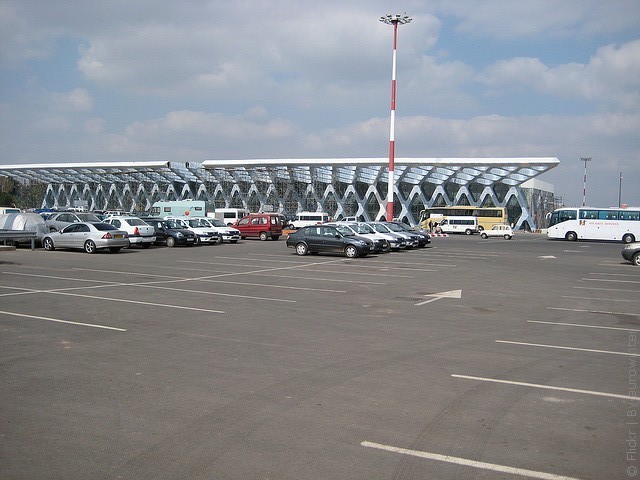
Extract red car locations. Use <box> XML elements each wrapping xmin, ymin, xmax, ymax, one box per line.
<box><xmin>233</xmin><ymin>213</ymin><xmax>283</xmax><ymax>241</ymax></box>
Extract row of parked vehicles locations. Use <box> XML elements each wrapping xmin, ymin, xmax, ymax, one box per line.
<box><xmin>285</xmin><ymin>221</ymin><xmax>431</xmax><ymax>258</ymax></box>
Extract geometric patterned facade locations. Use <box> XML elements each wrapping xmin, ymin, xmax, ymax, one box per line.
<box><xmin>0</xmin><ymin>157</ymin><xmax>559</xmax><ymax>229</ymax></box>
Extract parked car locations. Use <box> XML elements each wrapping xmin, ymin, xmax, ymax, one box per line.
<box><xmin>191</xmin><ymin>217</ymin><xmax>241</xmax><ymax>243</ymax></box>
<box><xmin>44</xmin><ymin>212</ymin><xmax>102</xmax><ymax>232</ymax></box>
<box><xmin>233</xmin><ymin>213</ymin><xmax>283</xmax><ymax>241</ymax></box>
<box><xmin>352</xmin><ymin>222</ymin><xmax>405</xmax><ymax>250</ymax></box>
<box><xmin>42</xmin><ymin>222</ymin><xmax>129</xmax><ymax>253</ymax></box>
<box><xmin>164</xmin><ymin>216</ymin><xmax>221</xmax><ymax>245</ymax></box>
<box><xmin>367</xmin><ymin>222</ymin><xmax>420</xmax><ymax>248</ymax></box>
<box><xmin>140</xmin><ymin>217</ymin><xmax>198</xmax><ymax>247</ymax></box>
<box><xmin>286</xmin><ymin>225</ymin><xmax>373</xmax><ymax>258</ymax></box>
<box><xmin>385</xmin><ymin>221</ymin><xmax>431</xmax><ymax>247</ymax></box>
<box><xmin>103</xmin><ymin>216</ymin><xmax>156</xmax><ymax>248</ymax></box>
<box><xmin>622</xmin><ymin>242</ymin><xmax>640</xmax><ymax>266</ymax></box>
<box><xmin>325</xmin><ymin>222</ymin><xmax>388</xmax><ymax>253</ymax></box>
<box><xmin>480</xmin><ymin>224</ymin><xmax>514</xmax><ymax>240</ymax></box>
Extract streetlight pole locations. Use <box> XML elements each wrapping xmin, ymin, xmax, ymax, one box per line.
<box><xmin>380</xmin><ymin>13</ymin><xmax>411</xmax><ymax>221</ymax></box>
<box><xmin>580</xmin><ymin>157</ymin><xmax>591</xmax><ymax>206</ymax></box>
<box><xmin>619</xmin><ymin>172</ymin><xmax>623</xmax><ymax>208</ymax></box>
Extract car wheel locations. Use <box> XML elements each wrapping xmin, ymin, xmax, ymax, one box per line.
<box><xmin>382</xmin><ymin>241</ymin><xmax>391</xmax><ymax>253</ymax></box>
<box><xmin>481</xmin><ymin>232</ymin><xmax>488</xmax><ymax>239</ymax></box>
<box><xmin>565</xmin><ymin>231</ymin><xmax>578</xmax><ymax>241</ymax></box>
<box><xmin>272</xmin><ymin>235</ymin><xmax>280</xmax><ymax>241</ymax></box>
<box><xmin>633</xmin><ymin>252</ymin><xmax>640</xmax><ymax>266</ymax></box>
<box><xmin>465</xmin><ymin>229</ymin><xmax>473</xmax><ymax>235</ymax></box>
<box><xmin>230</xmin><ymin>240</ymin><xmax>238</xmax><ymax>244</ymax></box>
<box><xmin>295</xmin><ymin>243</ymin><xmax>308</xmax><ymax>256</ymax></box>
<box><xmin>109</xmin><ymin>247</ymin><xmax>122</xmax><ymax>253</ymax></box>
<box><xmin>504</xmin><ymin>235</ymin><xmax>512</xmax><ymax>240</ymax></box>
<box><xmin>43</xmin><ymin>237</ymin><xmax>55</xmax><ymax>251</ymax></box>
<box><xmin>84</xmin><ymin>240</ymin><xmax>97</xmax><ymax>254</ymax></box>
<box><xmin>344</xmin><ymin>245</ymin><xmax>358</xmax><ymax>258</ymax></box>
<box><xmin>194</xmin><ymin>236</ymin><xmax>201</xmax><ymax>246</ymax></box>
<box><xmin>49</xmin><ymin>227</ymin><xmax>58</xmax><ymax>233</ymax></box>
<box><xmin>623</xmin><ymin>233</ymin><xmax>636</xmax><ymax>244</ymax></box>
<box><xmin>166</xmin><ymin>237</ymin><xmax>176</xmax><ymax>247</ymax></box>
<box><xmin>259</xmin><ymin>232</ymin><xmax>268</xmax><ymax>241</ymax></box>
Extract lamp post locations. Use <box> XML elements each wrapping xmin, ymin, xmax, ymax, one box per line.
<box><xmin>619</xmin><ymin>172</ymin><xmax>623</xmax><ymax>208</ymax></box>
<box><xmin>580</xmin><ymin>157</ymin><xmax>591</xmax><ymax>207</ymax></box>
<box><xmin>380</xmin><ymin>13</ymin><xmax>411</xmax><ymax>221</ymax></box>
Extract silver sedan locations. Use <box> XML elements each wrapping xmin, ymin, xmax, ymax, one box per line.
<box><xmin>42</xmin><ymin>222</ymin><xmax>129</xmax><ymax>253</ymax></box>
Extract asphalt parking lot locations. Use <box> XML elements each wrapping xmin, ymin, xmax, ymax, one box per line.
<box><xmin>1</xmin><ymin>234</ymin><xmax>638</xmax><ymax>479</ymax></box>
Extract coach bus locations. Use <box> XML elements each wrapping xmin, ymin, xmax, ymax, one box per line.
<box><xmin>419</xmin><ymin>206</ymin><xmax>506</xmax><ymax>231</ymax></box>
<box><xmin>546</xmin><ymin>206</ymin><xmax>640</xmax><ymax>243</ymax></box>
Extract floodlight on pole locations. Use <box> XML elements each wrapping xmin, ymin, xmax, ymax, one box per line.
<box><xmin>580</xmin><ymin>157</ymin><xmax>591</xmax><ymax>206</ymax></box>
<box><xmin>380</xmin><ymin>13</ymin><xmax>411</xmax><ymax>221</ymax></box>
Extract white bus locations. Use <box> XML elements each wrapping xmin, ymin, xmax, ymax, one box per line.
<box><xmin>547</xmin><ymin>207</ymin><xmax>640</xmax><ymax>243</ymax></box>
<box><xmin>291</xmin><ymin>211</ymin><xmax>330</xmax><ymax>228</ymax></box>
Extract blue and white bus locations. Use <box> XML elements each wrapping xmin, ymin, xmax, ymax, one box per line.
<box><xmin>547</xmin><ymin>206</ymin><xmax>640</xmax><ymax>243</ymax></box>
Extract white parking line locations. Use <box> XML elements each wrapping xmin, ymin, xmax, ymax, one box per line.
<box><xmin>561</xmin><ymin>295</ymin><xmax>640</xmax><ymax>303</ymax></box>
<box><xmin>574</xmin><ymin>286</ymin><xmax>640</xmax><ymax>293</ymax></box>
<box><xmin>547</xmin><ymin>306</ymin><xmax>640</xmax><ymax>317</ymax></box>
<box><xmin>582</xmin><ymin>277</ymin><xmax>640</xmax><ymax>284</ymax></box>
<box><xmin>361</xmin><ymin>441</ymin><xmax>583</xmax><ymax>480</ymax></box>
<box><xmin>528</xmin><ymin>319</ymin><xmax>640</xmax><ymax>332</ymax></box>
<box><xmin>451</xmin><ymin>374</ymin><xmax>633</xmax><ymax>400</ymax></box>
<box><xmin>0</xmin><ymin>310</ymin><xmax>126</xmax><ymax>331</ymax></box>
<box><xmin>496</xmin><ymin>340</ymin><xmax>640</xmax><ymax>357</ymax></box>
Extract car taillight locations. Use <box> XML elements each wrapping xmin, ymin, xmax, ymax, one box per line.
<box><xmin>102</xmin><ymin>232</ymin><xmax>113</xmax><ymax>239</ymax></box>
<box><xmin>134</xmin><ymin>227</ymin><xmax>140</xmax><ymax>236</ymax></box>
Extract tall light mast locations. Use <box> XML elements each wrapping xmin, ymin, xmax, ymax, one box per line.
<box><xmin>380</xmin><ymin>13</ymin><xmax>411</xmax><ymax>221</ymax></box>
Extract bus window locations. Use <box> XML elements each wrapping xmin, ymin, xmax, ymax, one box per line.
<box><xmin>579</xmin><ymin>210</ymin><xmax>599</xmax><ymax>220</ymax></box>
<box><xmin>599</xmin><ymin>210</ymin><xmax>618</xmax><ymax>220</ymax></box>
<box><xmin>621</xmin><ymin>211</ymin><xmax>640</xmax><ymax>221</ymax></box>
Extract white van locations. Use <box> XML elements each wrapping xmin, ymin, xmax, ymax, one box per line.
<box><xmin>438</xmin><ymin>216</ymin><xmax>478</xmax><ymax>235</ymax></box>
<box><xmin>293</xmin><ymin>211</ymin><xmax>330</xmax><ymax>228</ymax></box>
<box><xmin>213</xmin><ymin>208</ymin><xmax>250</xmax><ymax>225</ymax></box>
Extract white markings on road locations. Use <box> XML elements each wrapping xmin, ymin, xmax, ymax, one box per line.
<box><xmin>547</xmin><ymin>306</ymin><xmax>640</xmax><ymax>317</ymax></box>
<box><xmin>496</xmin><ymin>339</ymin><xmax>640</xmax><ymax>357</ymax></box>
<box><xmin>361</xmin><ymin>441</ymin><xmax>583</xmax><ymax>480</ymax></box>
<box><xmin>528</xmin><ymin>319</ymin><xmax>640</xmax><ymax>332</ymax></box>
<box><xmin>581</xmin><ymin>277</ymin><xmax>640</xmax><ymax>284</ymax></box>
<box><xmin>0</xmin><ymin>309</ymin><xmax>126</xmax><ymax>331</ymax></box>
<box><xmin>561</xmin><ymin>295</ymin><xmax>640</xmax><ymax>304</ymax></box>
<box><xmin>451</xmin><ymin>374</ymin><xmax>633</xmax><ymax>400</ymax></box>
<box><xmin>538</xmin><ymin>255</ymin><xmax>556</xmax><ymax>259</ymax></box>
<box><xmin>415</xmin><ymin>289</ymin><xmax>462</xmax><ymax>306</ymax></box>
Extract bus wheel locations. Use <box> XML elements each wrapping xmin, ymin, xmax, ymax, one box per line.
<box><xmin>623</xmin><ymin>233</ymin><xmax>636</xmax><ymax>244</ymax></box>
<box><xmin>565</xmin><ymin>231</ymin><xmax>578</xmax><ymax>241</ymax></box>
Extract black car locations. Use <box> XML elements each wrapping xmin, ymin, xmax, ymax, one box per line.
<box><xmin>622</xmin><ymin>242</ymin><xmax>640</xmax><ymax>266</ymax></box>
<box><xmin>140</xmin><ymin>217</ymin><xmax>197</xmax><ymax>247</ymax></box>
<box><xmin>286</xmin><ymin>225</ymin><xmax>373</xmax><ymax>258</ymax></box>
<box><xmin>385</xmin><ymin>221</ymin><xmax>431</xmax><ymax>247</ymax></box>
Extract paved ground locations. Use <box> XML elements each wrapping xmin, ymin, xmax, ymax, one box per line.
<box><xmin>0</xmin><ymin>234</ymin><xmax>638</xmax><ymax>479</ymax></box>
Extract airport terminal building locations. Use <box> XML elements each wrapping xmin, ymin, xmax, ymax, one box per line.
<box><xmin>0</xmin><ymin>157</ymin><xmax>559</xmax><ymax>229</ymax></box>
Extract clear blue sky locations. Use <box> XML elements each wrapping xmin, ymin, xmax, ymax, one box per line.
<box><xmin>1</xmin><ymin>0</ymin><xmax>638</xmax><ymax>207</ymax></box>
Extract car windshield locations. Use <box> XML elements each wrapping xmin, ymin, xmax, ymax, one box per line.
<box><xmin>351</xmin><ymin>224</ymin><xmax>372</xmax><ymax>234</ymax></box>
<box><xmin>385</xmin><ymin>223</ymin><xmax>403</xmax><ymax>232</ymax></box>
<box><xmin>127</xmin><ymin>218</ymin><xmax>148</xmax><ymax>226</ymax></box>
<box><xmin>78</xmin><ymin>213</ymin><xmax>101</xmax><ymax>222</ymax></box>
<box><xmin>371</xmin><ymin>224</ymin><xmax>389</xmax><ymax>233</ymax></box>
<box><xmin>335</xmin><ymin>226</ymin><xmax>355</xmax><ymax>236</ymax></box>
<box><xmin>211</xmin><ymin>219</ymin><xmax>227</xmax><ymax>227</ymax></box>
<box><xmin>165</xmin><ymin>221</ymin><xmax>182</xmax><ymax>229</ymax></box>
<box><xmin>186</xmin><ymin>219</ymin><xmax>204</xmax><ymax>227</ymax></box>
<box><xmin>92</xmin><ymin>223</ymin><xmax>118</xmax><ymax>230</ymax></box>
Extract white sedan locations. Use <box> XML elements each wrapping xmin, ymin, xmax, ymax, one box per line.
<box><xmin>480</xmin><ymin>224</ymin><xmax>514</xmax><ymax>239</ymax></box>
